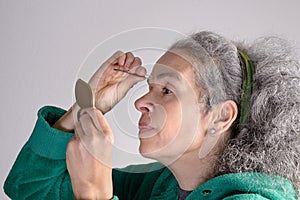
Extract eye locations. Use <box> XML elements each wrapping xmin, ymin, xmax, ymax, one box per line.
<box><xmin>162</xmin><ymin>87</ymin><xmax>173</xmax><ymax>95</ymax></box>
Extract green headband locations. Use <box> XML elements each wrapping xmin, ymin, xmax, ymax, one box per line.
<box><xmin>237</xmin><ymin>50</ymin><xmax>256</xmax><ymax>132</ymax></box>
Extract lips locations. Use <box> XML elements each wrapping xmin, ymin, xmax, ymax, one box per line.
<box><xmin>138</xmin><ymin>120</ymin><xmax>153</xmax><ymax>129</ymax></box>
<box><xmin>138</xmin><ymin>125</ymin><xmax>154</xmax><ymax>131</ymax></box>
<box><xmin>138</xmin><ymin>116</ymin><xmax>155</xmax><ymax>134</ymax></box>
<box><xmin>138</xmin><ymin>124</ymin><xmax>156</xmax><ymax>139</ymax></box>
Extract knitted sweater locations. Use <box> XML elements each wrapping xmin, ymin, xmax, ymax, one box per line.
<box><xmin>4</xmin><ymin>106</ymin><xmax>297</xmax><ymax>200</ymax></box>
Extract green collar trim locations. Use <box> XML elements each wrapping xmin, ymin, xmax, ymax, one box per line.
<box><xmin>150</xmin><ymin>167</ymin><xmax>296</xmax><ymax>199</ymax></box>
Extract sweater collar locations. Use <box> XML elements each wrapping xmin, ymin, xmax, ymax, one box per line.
<box><xmin>149</xmin><ymin>167</ymin><xmax>297</xmax><ymax>200</ymax></box>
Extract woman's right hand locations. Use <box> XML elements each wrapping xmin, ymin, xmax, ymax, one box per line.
<box><xmin>89</xmin><ymin>51</ymin><xmax>146</xmax><ymax>114</ymax></box>
<box><xmin>52</xmin><ymin>51</ymin><xmax>146</xmax><ymax>132</ymax></box>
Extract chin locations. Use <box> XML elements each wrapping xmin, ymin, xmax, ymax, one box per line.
<box><xmin>139</xmin><ymin>143</ymin><xmax>183</xmax><ymax>165</ymax></box>
<box><xmin>139</xmin><ymin>143</ymin><xmax>153</xmax><ymax>157</ymax></box>
<box><xmin>138</xmin><ymin>142</ymin><xmax>162</xmax><ymax>160</ymax></box>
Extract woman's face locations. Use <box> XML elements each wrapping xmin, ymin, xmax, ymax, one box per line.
<box><xmin>135</xmin><ymin>51</ymin><xmax>211</xmax><ymax>164</ymax></box>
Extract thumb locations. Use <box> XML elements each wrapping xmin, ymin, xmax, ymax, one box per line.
<box><xmin>79</xmin><ymin>108</ymin><xmax>114</xmax><ymax>143</ymax></box>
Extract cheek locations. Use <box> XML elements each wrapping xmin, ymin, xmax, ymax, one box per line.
<box><xmin>162</xmin><ymin>112</ymin><xmax>182</xmax><ymax>145</ymax></box>
<box><xmin>162</xmin><ymin>100</ymin><xmax>182</xmax><ymax>132</ymax></box>
<box><xmin>150</xmin><ymin>100</ymin><xmax>182</xmax><ymax>143</ymax></box>
<box><xmin>172</xmin><ymin>95</ymin><xmax>204</xmax><ymax>147</ymax></box>
<box><xmin>140</xmin><ymin>102</ymin><xmax>205</xmax><ymax>162</ymax></box>
<box><xmin>157</xmin><ymin>99</ymin><xmax>192</xmax><ymax>152</ymax></box>
<box><xmin>159</xmin><ymin>94</ymin><xmax>199</xmax><ymax>140</ymax></box>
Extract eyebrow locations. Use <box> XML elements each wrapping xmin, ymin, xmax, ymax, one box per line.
<box><xmin>148</xmin><ymin>72</ymin><xmax>182</xmax><ymax>84</ymax></box>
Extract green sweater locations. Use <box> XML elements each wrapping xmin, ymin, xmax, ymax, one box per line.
<box><xmin>4</xmin><ymin>106</ymin><xmax>297</xmax><ymax>200</ymax></box>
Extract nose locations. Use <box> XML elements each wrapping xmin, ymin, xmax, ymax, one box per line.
<box><xmin>134</xmin><ymin>92</ymin><xmax>153</xmax><ymax>113</ymax></box>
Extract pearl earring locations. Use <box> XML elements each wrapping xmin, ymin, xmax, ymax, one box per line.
<box><xmin>209</xmin><ymin>129</ymin><xmax>216</xmax><ymax>134</ymax></box>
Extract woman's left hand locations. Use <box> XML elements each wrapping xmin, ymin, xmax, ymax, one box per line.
<box><xmin>66</xmin><ymin>108</ymin><xmax>114</xmax><ymax>199</ymax></box>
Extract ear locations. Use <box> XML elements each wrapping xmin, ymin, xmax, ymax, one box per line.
<box><xmin>198</xmin><ymin>100</ymin><xmax>238</xmax><ymax>159</ymax></box>
<box><xmin>212</xmin><ymin>100</ymin><xmax>238</xmax><ymax>134</ymax></box>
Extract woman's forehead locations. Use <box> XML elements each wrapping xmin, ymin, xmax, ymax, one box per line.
<box><xmin>151</xmin><ymin>51</ymin><xmax>194</xmax><ymax>78</ymax></box>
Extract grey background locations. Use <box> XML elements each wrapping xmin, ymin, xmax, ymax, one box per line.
<box><xmin>1</xmin><ymin>0</ymin><xmax>300</xmax><ymax>199</ymax></box>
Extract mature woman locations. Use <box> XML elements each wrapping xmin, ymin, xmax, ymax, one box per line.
<box><xmin>4</xmin><ymin>31</ymin><xmax>300</xmax><ymax>199</ymax></box>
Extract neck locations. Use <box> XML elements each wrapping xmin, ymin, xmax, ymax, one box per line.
<box><xmin>166</xmin><ymin>150</ymin><xmax>218</xmax><ymax>191</ymax></box>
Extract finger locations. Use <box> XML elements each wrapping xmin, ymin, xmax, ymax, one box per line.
<box><xmin>128</xmin><ymin>57</ymin><xmax>142</xmax><ymax>70</ymax></box>
<box><xmin>88</xmin><ymin>108</ymin><xmax>114</xmax><ymax>143</ymax></box>
<box><xmin>74</xmin><ymin>120</ymin><xmax>86</xmax><ymax>138</ymax></box>
<box><xmin>128</xmin><ymin>65</ymin><xmax>147</xmax><ymax>79</ymax></box>
<box><xmin>124</xmin><ymin>52</ymin><xmax>135</xmax><ymax>68</ymax></box>
<box><xmin>108</xmin><ymin>50</ymin><xmax>125</xmax><ymax>65</ymax></box>
<box><xmin>119</xmin><ymin>66</ymin><xmax>147</xmax><ymax>90</ymax></box>
<box><xmin>80</xmin><ymin>108</ymin><xmax>113</xmax><ymax>141</ymax></box>
<box><xmin>89</xmin><ymin>51</ymin><xmax>125</xmax><ymax>86</ymax></box>
<box><xmin>116</xmin><ymin>66</ymin><xmax>147</xmax><ymax>98</ymax></box>
<box><xmin>78</xmin><ymin>112</ymin><xmax>96</xmax><ymax>139</ymax></box>
<box><xmin>96</xmin><ymin>51</ymin><xmax>125</xmax><ymax>73</ymax></box>
<box><xmin>80</xmin><ymin>109</ymin><xmax>102</xmax><ymax>134</ymax></box>
<box><xmin>88</xmin><ymin>108</ymin><xmax>112</xmax><ymax>136</ymax></box>
<box><xmin>75</xmin><ymin>117</ymin><xmax>98</xmax><ymax>153</ymax></box>
<box><xmin>92</xmin><ymin>108</ymin><xmax>113</xmax><ymax>137</ymax></box>
<box><xmin>116</xmin><ymin>53</ymin><xmax>126</xmax><ymax>66</ymax></box>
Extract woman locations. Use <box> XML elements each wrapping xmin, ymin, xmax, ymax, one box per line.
<box><xmin>4</xmin><ymin>31</ymin><xmax>300</xmax><ymax>199</ymax></box>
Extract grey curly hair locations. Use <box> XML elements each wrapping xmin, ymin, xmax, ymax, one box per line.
<box><xmin>169</xmin><ymin>31</ymin><xmax>300</xmax><ymax>196</ymax></box>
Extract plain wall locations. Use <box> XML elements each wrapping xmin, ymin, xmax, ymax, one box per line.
<box><xmin>1</xmin><ymin>0</ymin><xmax>300</xmax><ymax>199</ymax></box>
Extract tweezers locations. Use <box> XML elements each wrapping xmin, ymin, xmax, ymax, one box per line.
<box><xmin>113</xmin><ymin>68</ymin><xmax>150</xmax><ymax>79</ymax></box>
